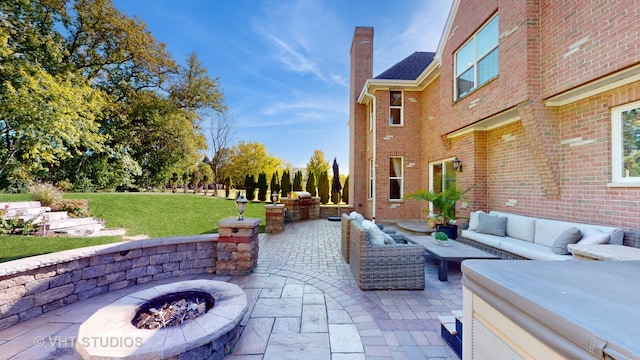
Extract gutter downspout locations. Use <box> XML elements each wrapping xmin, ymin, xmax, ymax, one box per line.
<box><xmin>363</xmin><ymin>88</ymin><xmax>376</xmax><ymax>222</ymax></box>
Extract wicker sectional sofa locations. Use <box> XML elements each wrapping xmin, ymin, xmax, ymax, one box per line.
<box><xmin>344</xmin><ymin>213</ymin><xmax>425</xmax><ymax>290</ymax></box>
<box><xmin>460</xmin><ymin>211</ymin><xmax>625</xmax><ymax>260</ymax></box>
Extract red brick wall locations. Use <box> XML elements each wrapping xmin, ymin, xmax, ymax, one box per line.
<box><xmin>541</xmin><ymin>0</ymin><xmax>640</xmax><ymax>98</ymax></box>
<box><xmin>472</xmin><ymin>82</ymin><xmax>640</xmax><ymax>230</ymax></box>
<box><xmin>439</xmin><ymin>0</ymin><xmax>534</xmax><ymax>133</ymax></box>
<box><xmin>373</xmin><ymin>90</ymin><xmax>424</xmax><ymax>221</ymax></box>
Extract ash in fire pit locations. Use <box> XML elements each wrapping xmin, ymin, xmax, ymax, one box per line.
<box><xmin>133</xmin><ymin>291</ymin><xmax>214</xmax><ymax>329</ymax></box>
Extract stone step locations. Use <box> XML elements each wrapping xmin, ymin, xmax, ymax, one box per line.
<box><xmin>440</xmin><ymin>310</ymin><xmax>463</xmax><ymax>359</ymax></box>
<box><xmin>50</xmin><ymin>223</ymin><xmax>104</xmax><ymax>236</ymax></box>
<box><xmin>0</xmin><ymin>201</ymin><xmax>42</xmax><ymax>209</ymax></box>
<box><xmin>87</xmin><ymin>229</ymin><xmax>127</xmax><ymax>238</ymax></box>
<box><xmin>42</xmin><ymin>211</ymin><xmax>69</xmax><ymax>222</ymax></box>
<box><xmin>438</xmin><ymin>315</ymin><xmax>457</xmax><ymax>335</ymax></box>
<box><xmin>4</xmin><ymin>206</ymin><xmax>51</xmax><ymax>218</ymax></box>
<box><xmin>44</xmin><ymin>217</ymin><xmax>102</xmax><ymax>231</ymax></box>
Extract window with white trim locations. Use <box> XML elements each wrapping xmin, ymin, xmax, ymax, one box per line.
<box><xmin>368</xmin><ymin>158</ymin><xmax>374</xmax><ymax>199</ymax></box>
<box><xmin>389</xmin><ymin>157</ymin><xmax>403</xmax><ymax>200</ymax></box>
<box><xmin>455</xmin><ymin>15</ymin><xmax>499</xmax><ymax>100</ymax></box>
<box><xmin>612</xmin><ymin>101</ymin><xmax>640</xmax><ymax>183</ymax></box>
<box><xmin>389</xmin><ymin>91</ymin><xmax>403</xmax><ymax>125</ymax></box>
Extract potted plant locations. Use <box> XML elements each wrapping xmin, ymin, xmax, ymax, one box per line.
<box><xmin>405</xmin><ymin>185</ymin><xmax>472</xmax><ymax>240</ymax></box>
<box><xmin>433</xmin><ymin>231</ymin><xmax>450</xmax><ymax>246</ymax></box>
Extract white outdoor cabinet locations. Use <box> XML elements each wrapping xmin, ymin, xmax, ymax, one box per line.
<box><xmin>461</xmin><ymin>260</ymin><xmax>640</xmax><ymax>360</ymax></box>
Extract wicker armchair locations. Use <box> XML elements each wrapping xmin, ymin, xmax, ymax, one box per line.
<box><xmin>349</xmin><ymin>220</ymin><xmax>425</xmax><ymax>290</ymax></box>
<box><xmin>341</xmin><ymin>213</ymin><xmax>351</xmax><ymax>263</ymax></box>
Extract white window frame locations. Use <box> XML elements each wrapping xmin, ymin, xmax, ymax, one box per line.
<box><xmin>368</xmin><ymin>158</ymin><xmax>374</xmax><ymax>199</ymax></box>
<box><xmin>611</xmin><ymin>100</ymin><xmax>640</xmax><ymax>186</ymax></box>
<box><xmin>389</xmin><ymin>90</ymin><xmax>403</xmax><ymax>126</ymax></box>
<box><xmin>389</xmin><ymin>156</ymin><xmax>403</xmax><ymax>200</ymax></box>
<box><xmin>454</xmin><ymin>15</ymin><xmax>499</xmax><ymax>100</ymax></box>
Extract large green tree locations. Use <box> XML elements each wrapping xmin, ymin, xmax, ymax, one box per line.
<box><xmin>0</xmin><ymin>0</ymin><xmax>225</xmax><ymax>191</ymax></box>
<box><xmin>222</xmin><ymin>141</ymin><xmax>282</xmax><ymax>187</ymax></box>
<box><xmin>306</xmin><ymin>149</ymin><xmax>329</xmax><ymax>185</ymax></box>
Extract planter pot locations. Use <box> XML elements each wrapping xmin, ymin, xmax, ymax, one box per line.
<box><xmin>433</xmin><ymin>238</ymin><xmax>450</xmax><ymax>246</ymax></box>
<box><xmin>436</xmin><ymin>224</ymin><xmax>458</xmax><ymax>240</ymax></box>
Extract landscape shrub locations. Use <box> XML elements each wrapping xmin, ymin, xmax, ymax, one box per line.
<box><xmin>257</xmin><ymin>173</ymin><xmax>268</xmax><ymax>201</ymax></box>
<box><xmin>29</xmin><ymin>183</ymin><xmax>62</xmax><ymax>207</ymax></box>
<box><xmin>51</xmin><ymin>199</ymin><xmax>91</xmax><ymax>218</ymax></box>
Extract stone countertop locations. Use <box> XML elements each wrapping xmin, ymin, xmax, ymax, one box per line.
<box><xmin>568</xmin><ymin>244</ymin><xmax>640</xmax><ymax>260</ymax></box>
<box><xmin>462</xmin><ymin>260</ymin><xmax>640</xmax><ymax>360</ymax></box>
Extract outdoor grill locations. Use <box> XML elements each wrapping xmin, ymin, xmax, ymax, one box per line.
<box><xmin>291</xmin><ymin>191</ymin><xmax>312</xmax><ymax>220</ymax></box>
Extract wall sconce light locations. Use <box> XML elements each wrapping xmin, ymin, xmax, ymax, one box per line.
<box><xmin>236</xmin><ymin>192</ymin><xmax>248</xmax><ymax>220</ymax></box>
<box><xmin>452</xmin><ymin>157</ymin><xmax>462</xmax><ymax>172</ymax></box>
<box><xmin>271</xmin><ymin>191</ymin><xmax>279</xmax><ymax>205</ymax></box>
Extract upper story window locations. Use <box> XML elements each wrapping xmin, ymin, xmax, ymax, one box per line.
<box><xmin>455</xmin><ymin>15</ymin><xmax>499</xmax><ymax>100</ymax></box>
<box><xmin>389</xmin><ymin>157</ymin><xmax>403</xmax><ymax>200</ymax></box>
<box><xmin>612</xmin><ymin>101</ymin><xmax>640</xmax><ymax>185</ymax></box>
<box><xmin>389</xmin><ymin>91</ymin><xmax>403</xmax><ymax>125</ymax></box>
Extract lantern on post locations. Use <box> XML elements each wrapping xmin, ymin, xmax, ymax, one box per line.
<box><xmin>236</xmin><ymin>192</ymin><xmax>248</xmax><ymax>220</ymax></box>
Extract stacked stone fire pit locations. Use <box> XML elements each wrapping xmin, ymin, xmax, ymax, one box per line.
<box><xmin>76</xmin><ymin>280</ymin><xmax>248</xmax><ymax>359</ymax></box>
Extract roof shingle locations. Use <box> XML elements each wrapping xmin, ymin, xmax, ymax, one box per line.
<box><xmin>374</xmin><ymin>51</ymin><xmax>435</xmax><ymax>80</ymax></box>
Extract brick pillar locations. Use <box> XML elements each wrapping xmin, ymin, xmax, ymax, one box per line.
<box><xmin>310</xmin><ymin>197</ymin><xmax>321</xmax><ymax>219</ymax></box>
<box><xmin>264</xmin><ymin>204</ymin><xmax>285</xmax><ymax>233</ymax></box>
<box><xmin>280</xmin><ymin>198</ymin><xmax>299</xmax><ymax>222</ymax></box>
<box><xmin>216</xmin><ymin>218</ymin><xmax>261</xmax><ymax>276</ymax></box>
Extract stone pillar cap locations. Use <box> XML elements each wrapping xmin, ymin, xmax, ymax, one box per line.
<box><xmin>217</xmin><ymin>218</ymin><xmax>261</xmax><ymax>228</ymax></box>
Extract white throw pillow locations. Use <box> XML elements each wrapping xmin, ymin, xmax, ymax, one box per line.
<box><xmin>350</xmin><ymin>211</ymin><xmax>365</xmax><ymax>223</ymax></box>
<box><xmin>578</xmin><ymin>229</ymin><xmax>610</xmax><ymax>245</ymax></box>
<box><xmin>367</xmin><ymin>226</ymin><xmax>386</xmax><ymax>246</ymax></box>
<box><xmin>361</xmin><ymin>220</ymin><xmax>375</xmax><ymax>230</ymax></box>
<box><xmin>468</xmin><ymin>211</ymin><xmax>486</xmax><ymax>231</ymax></box>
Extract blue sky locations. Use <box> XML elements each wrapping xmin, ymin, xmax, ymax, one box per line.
<box><xmin>113</xmin><ymin>0</ymin><xmax>453</xmax><ymax>171</ymax></box>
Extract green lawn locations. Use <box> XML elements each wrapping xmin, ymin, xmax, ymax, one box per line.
<box><xmin>0</xmin><ymin>192</ymin><xmax>267</xmax><ymax>262</ymax></box>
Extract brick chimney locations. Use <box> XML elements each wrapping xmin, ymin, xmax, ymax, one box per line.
<box><xmin>349</xmin><ymin>27</ymin><xmax>373</xmax><ymax>212</ymax></box>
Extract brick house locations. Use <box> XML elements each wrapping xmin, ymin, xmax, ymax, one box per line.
<box><xmin>348</xmin><ymin>0</ymin><xmax>640</xmax><ymax>238</ymax></box>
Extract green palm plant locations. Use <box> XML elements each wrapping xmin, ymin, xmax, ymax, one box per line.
<box><xmin>405</xmin><ymin>185</ymin><xmax>472</xmax><ymax>225</ymax></box>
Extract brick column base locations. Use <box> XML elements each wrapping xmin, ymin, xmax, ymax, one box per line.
<box><xmin>265</xmin><ymin>204</ymin><xmax>285</xmax><ymax>233</ymax></box>
<box><xmin>216</xmin><ymin>218</ymin><xmax>261</xmax><ymax>276</ymax></box>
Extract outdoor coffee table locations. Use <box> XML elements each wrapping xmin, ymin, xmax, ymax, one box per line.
<box><xmin>405</xmin><ymin>235</ymin><xmax>499</xmax><ymax>281</ymax></box>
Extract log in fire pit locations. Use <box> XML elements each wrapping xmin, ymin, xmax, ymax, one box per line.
<box><xmin>133</xmin><ymin>290</ymin><xmax>214</xmax><ymax>329</ymax></box>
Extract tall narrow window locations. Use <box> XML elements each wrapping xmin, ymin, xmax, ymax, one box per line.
<box><xmin>389</xmin><ymin>91</ymin><xmax>403</xmax><ymax>125</ymax></box>
<box><xmin>612</xmin><ymin>101</ymin><xmax>640</xmax><ymax>184</ymax></box>
<box><xmin>369</xmin><ymin>158</ymin><xmax>374</xmax><ymax>199</ymax></box>
<box><xmin>389</xmin><ymin>157</ymin><xmax>403</xmax><ymax>200</ymax></box>
<box><xmin>455</xmin><ymin>15</ymin><xmax>499</xmax><ymax>100</ymax></box>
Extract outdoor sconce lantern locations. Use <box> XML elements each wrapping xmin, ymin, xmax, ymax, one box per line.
<box><xmin>453</xmin><ymin>157</ymin><xmax>462</xmax><ymax>172</ymax></box>
<box><xmin>236</xmin><ymin>192</ymin><xmax>248</xmax><ymax>220</ymax></box>
<box><xmin>271</xmin><ymin>191</ymin><xmax>279</xmax><ymax>204</ymax></box>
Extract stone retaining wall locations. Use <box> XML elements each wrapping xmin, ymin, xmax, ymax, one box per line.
<box><xmin>0</xmin><ymin>235</ymin><xmax>217</xmax><ymax>331</ymax></box>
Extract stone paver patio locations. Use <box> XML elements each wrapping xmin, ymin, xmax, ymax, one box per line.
<box><xmin>0</xmin><ymin>219</ymin><xmax>462</xmax><ymax>359</ymax></box>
